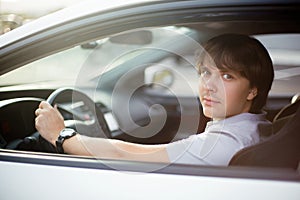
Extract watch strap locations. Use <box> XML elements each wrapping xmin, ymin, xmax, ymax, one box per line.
<box><xmin>56</xmin><ymin>129</ymin><xmax>77</xmax><ymax>154</ymax></box>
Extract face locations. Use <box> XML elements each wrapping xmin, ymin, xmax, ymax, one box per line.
<box><xmin>198</xmin><ymin>58</ymin><xmax>257</xmax><ymax>120</ymax></box>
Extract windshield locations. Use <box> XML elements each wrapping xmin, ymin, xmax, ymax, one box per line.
<box><xmin>0</xmin><ymin>26</ymin><xmax>194</xmax><ymax>88</ymax></box>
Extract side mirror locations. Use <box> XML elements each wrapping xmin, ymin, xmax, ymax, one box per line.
<box><xmin>144</xmin><ymin>66</ymin><xmax>174</xmax><ymax>88</ymax></box>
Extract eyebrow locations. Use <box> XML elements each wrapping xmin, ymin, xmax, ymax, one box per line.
<box><xmin>199</xmin><ymin>65</ymin><xmax>227</xmax><ymax>73</ymax></box>
<box><xmin>218</xmin><ymin>68</ymin><xmax>231</xmax><ymax>73</ymax></box>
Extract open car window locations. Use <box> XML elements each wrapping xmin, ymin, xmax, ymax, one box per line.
<box><xmin>0</xmin><ymin>25</ymin><xmax>300</xmax><ymax>152</ymax></box>
<box><xmin>1</xmin><ymin>25</ymin><xmax>300</xmax><ymax>162</ymax></box>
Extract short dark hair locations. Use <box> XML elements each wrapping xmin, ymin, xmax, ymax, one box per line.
<box><xmin>197</xmin><ymin>34</ymin><xmax>274</xmax><ymax>113</ymax></box>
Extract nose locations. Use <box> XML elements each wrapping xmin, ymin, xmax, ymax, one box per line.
<box><xmin>201</xmin><ymin>75</ymin><xmax>218</xmax><ymax>93</ymax></box>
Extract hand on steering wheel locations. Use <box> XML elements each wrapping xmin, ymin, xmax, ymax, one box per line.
<box><xmin>37</xmin><ymin>87</ymin><xmax>110</xmax><ymax>153</ymax></box>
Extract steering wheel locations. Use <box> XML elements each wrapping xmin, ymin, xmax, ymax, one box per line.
<box><xmin>38</xmin><ymin>87</ymin><xmax>110</xmax><ymax>153</ymax></box>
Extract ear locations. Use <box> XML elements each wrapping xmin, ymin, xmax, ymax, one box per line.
<box><xmin>247</xmin><ymin>87</ymin><xmax>258</xmax><ymax>101</ymax></box>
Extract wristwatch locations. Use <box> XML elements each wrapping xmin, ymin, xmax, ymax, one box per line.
<box><xmin>56</xmin><ymin>128</ymin><xmax>77</xmax><ymax>154</ymax></box>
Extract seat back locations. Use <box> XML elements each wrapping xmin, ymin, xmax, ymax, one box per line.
<box><xmin>272</xmin><ymin>98</ymin><xmax>300</xmax><ymax>133</ymax></box>
<box><xmin>229</xmin><ymin>105</ymin><xmax>300</xmax><ymax>169</ymax></box>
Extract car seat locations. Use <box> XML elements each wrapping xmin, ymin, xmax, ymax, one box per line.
<box><xmin>229</xmin><ymin>96</ymin><xmax>300</xmax><ymax>169</ymax></box>
<box><xmin>272</xmin><ymin>94</ymin><xmax>300</xmax><ymax>133</ymax></box>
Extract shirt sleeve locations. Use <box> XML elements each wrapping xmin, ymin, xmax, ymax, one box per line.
<box><xmin>166</xmin><ymin>132</ymin><xmax>242</xmax><ymax>166</ymax></box>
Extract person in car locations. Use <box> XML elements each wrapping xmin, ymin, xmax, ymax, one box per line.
<box><xmin>35</xmin><ymin>34</ymin><xmax>274</xmax><ymax>166</ymax></box>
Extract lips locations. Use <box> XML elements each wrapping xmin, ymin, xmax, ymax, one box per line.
<box><xmin>201</xmin><ymin>96</ymin><xmax>220</xmax><ymax>107</ymax></box>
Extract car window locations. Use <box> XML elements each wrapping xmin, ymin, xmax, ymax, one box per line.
<box><xmin>254</xmin><ymin>34</ymin><xmax>300</xmax><ymax>96</ymax></box>
<box><xmin>1</xmin><ymin>26</ymin><xmax>300</xmax><ymax>160</ymax></box>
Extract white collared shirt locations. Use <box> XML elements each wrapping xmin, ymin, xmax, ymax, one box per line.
<box><xmin>166</xmin><ymin>112</ymin><xmax>272</xmax><ymax>166</ymax></box>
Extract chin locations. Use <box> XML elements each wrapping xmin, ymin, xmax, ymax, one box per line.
<box><xmin>203</xmin><ymin>110</ymin><xmax>212</xmax><ymax>119</ymax></box>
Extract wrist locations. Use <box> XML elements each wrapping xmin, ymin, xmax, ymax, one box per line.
<box><xmin>51</xmin><ymin>130</ymin><xmax>63</xmax><ymax>146</ymax></box>
<box><xmin>56</xmin><ymin>128</ymin><xmax>77</xmax><ymax>153</ymax></box>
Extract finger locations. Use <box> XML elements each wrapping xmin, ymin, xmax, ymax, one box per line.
<box><xmin>35</xmin><ymin>108</ymin><xmax>39</xmax><ymax>116</ymax></box>
<box><xmin>35</xmin><ymin>117</ymin><xmax>41</xmax><ymax>130</ymax></box>
<box><xmin>39</xmin><ymin>101</ymin><xmax>44</xmax><ymax>109</ymax></box>
<box><xmin>39</xmin><ymin>101</ymin><xmax>51</xmax><ymax>109</ymax></box>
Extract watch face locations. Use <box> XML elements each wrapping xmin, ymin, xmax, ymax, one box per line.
<box><xmin>60</xmin><ymin>128</ymin><xmax>75</xmax><ymax>137</ymax></box>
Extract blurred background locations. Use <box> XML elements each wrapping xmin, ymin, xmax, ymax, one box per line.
<box><xmin>0</xmin><ymin>0</ymin><xmax>85</xmax><ymax>34</ymax></box>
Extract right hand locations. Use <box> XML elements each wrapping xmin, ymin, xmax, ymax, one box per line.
<box><xmin>35</xmin><ymin>101</ymin><xmax>65</xmax><ymax>146</ymax></box>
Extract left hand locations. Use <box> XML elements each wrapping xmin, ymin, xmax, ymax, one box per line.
<box><xmin>35</xmin><ymin>101</ymin><xmax>65</xmax><ymax>146</ymax></box>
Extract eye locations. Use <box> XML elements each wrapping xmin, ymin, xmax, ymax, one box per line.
<box><xmin>222</xmin><ymin>73</ymin><xmax>234</xmax><ymax>80</ymax></box>
<box><xmin>199</xmin><ymin>67</ymin><xmax>211</xmax><ymax>78</ymax></box>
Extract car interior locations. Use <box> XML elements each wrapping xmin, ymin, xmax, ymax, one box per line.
<box><xmin>0</xmin><ymin>18</ymin><xmax>299</xmax><ymax>171</ymax></box>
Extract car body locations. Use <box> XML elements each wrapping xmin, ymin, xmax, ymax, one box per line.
<box><xmin>0</xmin><ymin>0</ymin><xmax>300</xmax><ymax>199</ymax></box>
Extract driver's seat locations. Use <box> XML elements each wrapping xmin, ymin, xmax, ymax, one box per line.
<box><xmin>229</xmin><ymin>104</ymin><xmax>300</xmax><ymax>169</ymax></box>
